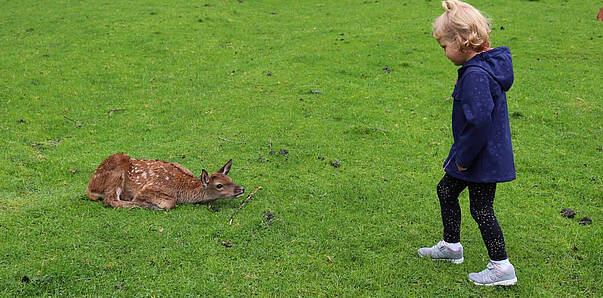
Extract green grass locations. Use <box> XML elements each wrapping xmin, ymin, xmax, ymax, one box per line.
<box><xmin>1</xmin><ymin>0</ymin><xmax>601</xmax><ymax>296</ymax></box>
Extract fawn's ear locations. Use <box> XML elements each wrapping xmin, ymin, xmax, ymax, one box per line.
<box><xmin>201</xmin><ymin>169</ymin><xmax>209</xmax><ymax>187</ymax></box>
<box><xmin>218</xmin><ymin>159</ymin><xmax>232</xmax><ymax>175</ymax></box>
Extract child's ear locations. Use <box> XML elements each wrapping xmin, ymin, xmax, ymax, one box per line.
<box><xmin>454</xmin><ymin>35</ymin><xmax>466</xmax><ymax>51</ymax></box>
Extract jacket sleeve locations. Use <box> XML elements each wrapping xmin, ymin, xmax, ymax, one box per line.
<box><xmin>455</xmin><ymin>71</ymin><xmax>494</xmax><ymax>168</ymax></box>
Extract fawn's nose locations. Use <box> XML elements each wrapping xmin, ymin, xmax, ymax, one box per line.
<box><xmin>234</xmin><ymin>186</ymin><xmax>245</xmax><ymax>197</ymax></box>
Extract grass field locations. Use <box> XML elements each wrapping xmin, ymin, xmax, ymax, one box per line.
<box><xmin>1</xmin><ymin>0</ymin><xmax>601</xmax><ymax>296</ymax></box>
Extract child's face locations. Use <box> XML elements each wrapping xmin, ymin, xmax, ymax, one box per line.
<box><xmin>438</xmin><ymin>39</ymin><xmax>476</xmax><ymax>66</ymax></box>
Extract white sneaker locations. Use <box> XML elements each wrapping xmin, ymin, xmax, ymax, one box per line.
<box><xmin>418</xmin><ymin>240</ymin><xmax>464</xmax><ymax>264</ymax></box>
<box><xmin>468</xmin><ymin>261</ymin><xmax>517</xmax><ymax>286</ymax></box>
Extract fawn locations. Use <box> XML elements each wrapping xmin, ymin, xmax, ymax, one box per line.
<box><xmin>86</xmin><ymin>153</ymin><xmax>245</xmax><ymax>210</ymax></box>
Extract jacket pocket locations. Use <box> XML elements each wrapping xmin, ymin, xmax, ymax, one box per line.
<box><xmin>443</xmin><ymin>153</ymin><xmax>455</xmax><ymax>170</ymax></box>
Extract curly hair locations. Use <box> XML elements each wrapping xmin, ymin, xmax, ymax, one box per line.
<box><xmin>433</xmin><ymin>0</ymin><xmax>491</xmax><ymax>52</ymax></box>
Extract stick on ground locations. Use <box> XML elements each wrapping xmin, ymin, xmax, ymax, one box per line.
<box><xmin>108</xmin><ymin>108</ymin><xmax>125</xmax><ymax>116</ymax></box>
<box><xmin>228</xmin><ymin>186</ymin><xmax>262</xmax><ymax>226</ymax></box>
<box><xmin>63</xmin><ymin>115</ymin><xmax>81</xmax><ymax>127</ymax></box>
<box><xmin>218</xmin><ymin>136</ymin><xmax>235</xmax><ymax>142</ymax></box>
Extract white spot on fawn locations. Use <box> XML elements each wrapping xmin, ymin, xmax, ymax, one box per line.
<box><xmin>141</xmin><ymin>172</ymin><xmax>147</xmax><ymax>179</ymax></box>
<box><xmin>165</xmin><ymin>176</ymin><xmax>170</xmax><ymax>180</ymax></box>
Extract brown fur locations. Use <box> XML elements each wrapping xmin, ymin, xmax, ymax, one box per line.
<box><xmin>86</xmin><ymin>153</ymin><xmax>244</xmax><ymax>210</ymax></box>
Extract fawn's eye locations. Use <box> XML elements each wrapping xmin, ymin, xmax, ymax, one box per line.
<box><xmin>216</xmin><ymin>184</ymin><xmax>223</xmax><ymax>189</ymax></box>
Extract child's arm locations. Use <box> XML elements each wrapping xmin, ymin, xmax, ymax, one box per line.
<box><xmin>455</xmin><ymin>71</ymin><xmax>494</xmax><ymax>169</ymax></box>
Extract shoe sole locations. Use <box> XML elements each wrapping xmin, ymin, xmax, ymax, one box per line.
<box><xmin>470</xmin><ymin>277</ymin><xmax>517</xmax><ymax>286</ymax></box>
<box><xmin>417</xmin><ymin>251</ymin><xmax>464</xmax><ymax>264</ymax></box>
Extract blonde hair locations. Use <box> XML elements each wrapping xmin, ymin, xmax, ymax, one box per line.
<box><xmin>433</xmin><ymin>0</ymin><xmax>491</xmax><ymax>51</ymax></box>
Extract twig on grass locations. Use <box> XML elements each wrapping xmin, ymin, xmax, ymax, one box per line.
<box><xmin>63</xmin><ymin>115</ymin><xmax>81</xmax><ymax>127</ymax></box>
<box><xmin>268</xmin><ymin>139</ymin><xmax>275</xmax><ymax>155</ymax></box>
<box><xmin>228</xmin><ymin>186</ymin><xmax>262</xmax><ymax>226</ymax></box>
<box><xmin>218</xmin><ymin>136</ymin><xmax>246</xmax><ymax>144</ymax></box>
<box><xmin>108</xmin><ymin>108</ymin><xmax>125</xmax><ymax>116</ymax></box>
<box><xmin>218</xmin><ymin>136</ymin><xmax>233</xmax><ymax>142</ymax></box>
<box><xmin>63</xmin><ymin>115</ymin><xmax>77</xmax><ymax>122</ymax></box>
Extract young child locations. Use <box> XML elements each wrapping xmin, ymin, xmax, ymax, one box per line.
<box><xmin>417</xmin><ymin>0</ymin><xmax>517</xmax><ymax>286</ymax></box>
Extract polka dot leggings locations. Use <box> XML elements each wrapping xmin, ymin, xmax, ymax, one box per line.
<box><xmin>437</xmin><ymin>173</ymin><xmax>508</xmax><ymax>261</ymax></box>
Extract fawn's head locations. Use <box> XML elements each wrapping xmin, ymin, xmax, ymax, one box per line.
<box><xmin>200</xmin><ymin>159</ymin><xmax>245</xmax><ymax>201</ymax></box>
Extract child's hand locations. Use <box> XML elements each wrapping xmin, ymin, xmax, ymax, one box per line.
<box><xmin>457</xmin><ymin>164</ymin><xmax>468</xmax><ymax>171</ymax></box>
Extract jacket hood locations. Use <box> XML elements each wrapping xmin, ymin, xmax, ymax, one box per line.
<box><xmin>460</xmin><ymin>47</ymin><xmax>514</xmax><ymax>91</ymax></box>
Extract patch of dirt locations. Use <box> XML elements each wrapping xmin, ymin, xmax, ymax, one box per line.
<box><xmin>263</xmin><ymin>212</ymin><xmax>274</xmax><ymax>225</ymax></box>
<box><xmin>579</xmin><ymin>216</ymin><xmax>592</xmax><ymax>225</ymax></box>
<box><xmin>218</xmin><ymin>239</ymin><xmax>233</xmax><ymax>248</ymax></box>
<box><xmin>560</xmin><ymin>208</ymin><xmax>575</xmax><ymax>218</ymax></box>
<box><xmin>263</xmin><ymin>212</ymin><xmax>274</xmax><ymax>220</ymax></box>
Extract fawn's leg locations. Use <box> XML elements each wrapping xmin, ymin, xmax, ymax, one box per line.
<box><xmin>87</xmin><ymin>171</ymin><xmax>119</xmax><ymax>201</ymax></box>
<box><xmin>87</xmin><ymin>153</ymin><xmax>131</xmax><ymax>201</ymax></box>
<box><xmin>134</xmin><ymin>186</ymin><xmax>177</xmax><ymax>210</ymax></box>
<box><xmin>96</xmin><ymin>173</ymin><xmax>153</xmax><ymax>209</ymax></box>
<box><xmin>104</xmin><ymin>193</ymin><xmax>156</xmax><ymax>209</ymax></box>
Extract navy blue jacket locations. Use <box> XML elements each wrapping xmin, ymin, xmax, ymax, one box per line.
<box><xmin>443</xmin><ymin>47</ymin><xmax>516</xmax><ymax>183</ymax></box>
